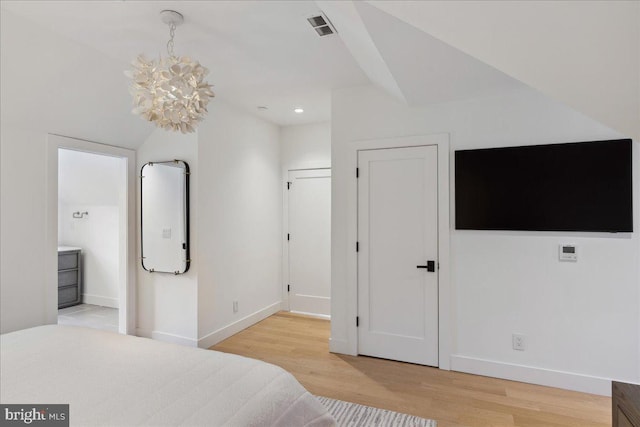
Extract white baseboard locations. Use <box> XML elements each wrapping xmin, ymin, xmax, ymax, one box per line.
<box><xmin>136</xmin><ymin>328</ymin><xmax>197</xmax><ymax>348</ymax></box>
<box><xmin>82</xmin><ymin>294</ymin><xmax>118</xmax><ymax>308</ymax></box>
<box><xmin>329</xmin><ymin>337</ymin><xmax>353</xmax><ymax>355</ymax></box>
<box><xmin>290</xmin><ymin>310</ymin><xmax>331</xmax><ymax>320</ymax></box>
<box><xmin>198</xmin><ymin>301</ymin><xmax>281</xmax><ymax>349</ymax></box>
<box><xmin>450</xmin><ymin>354</ymin><xmax>613</xmax><ymax>396</ymax></box>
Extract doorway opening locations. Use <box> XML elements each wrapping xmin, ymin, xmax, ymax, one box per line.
<box><xmin>47</xmin><ymin>134</ymin><xmax>136</xmax><ymax>335</ymax></box>
<box><xmin>56</xmin><ymin>149</ymin><xmax>126</xmax><ymax>332</ymax></box>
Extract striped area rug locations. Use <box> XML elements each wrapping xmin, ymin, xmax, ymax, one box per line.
<box><xmin>317</xmin><ymin>396</ymin><xmax>437</xmax><ymax>427</ymax></box>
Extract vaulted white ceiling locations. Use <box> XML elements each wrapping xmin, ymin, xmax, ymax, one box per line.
<box><xmin>1</xmin><ymin>1</ymin><xmax>637</xmax><ymax>149</ymax></box>
<box><xmin>367</xmin><ymin>0</ymin><xmax>640</xmax><ymax>141</ymax></box>
<box><xmin>352</xmin><ymin>2</ymin><xmax>525</xmax><ymax>106</ymax></box>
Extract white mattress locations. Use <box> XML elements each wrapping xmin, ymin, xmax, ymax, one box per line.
<box><xmin>0</xmin><ymin>325</ymin><xmax>335</xmax><ymax>426</ymax></box>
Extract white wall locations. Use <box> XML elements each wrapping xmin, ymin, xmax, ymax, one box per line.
<box><xmin>1</xmin><ymin>8</ymin><xmax>144</xmax><ymax>334</ymax></box>
<box><xmin>58</xmin><ymin>150</ymin><xmax>123</xmax><ymax>308</ymax></box>
<box><xmin>0</xmin><ymin>131</ymin><xmax>133</xmax><ymax>333</ymax></box>
<box><xmin>136</xmin><ymin>129</ymin><xmax>199</xmax><ymax>346</ymax></box>
<box><xmin>2</xmin><ymin>102</ymin><xmax>282</xmax><ymax>344</ymax></box>
<box><xmin>281</xmin><ymin>122</ymin><xmax>331</xmax><ymax>170</ymax></box>
<box><xmin>197</xmin><ymin>102</ymin><xmax>282</xmax><ymax>348</ymax></box>
<box><xmin>0</xmin><ymin>10</ymin><xmax>152</xmax><ymax>150</ymax></box>
<box><xmin>135</xmin><ymin>101</ymin><xmax>283</xmax><ymax>349</ymax></box>
<box><xmin>0</xmin><ymin>128</ymin><xmax>55</xmax><ymax>333</ymax></box>
<box><xmin>331</xmin><ymin>84</ymin><xmax>639</xmax><ymax>395</ymax></box>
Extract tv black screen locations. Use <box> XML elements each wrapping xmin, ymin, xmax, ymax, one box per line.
<box><xmin>455</xmin><ymin>139</ymin><xmax>633</xmax><ymax>232</ymax></box>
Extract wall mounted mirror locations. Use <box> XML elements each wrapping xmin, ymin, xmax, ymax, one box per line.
<box><xmin>141</xmin><ymin>160</ymin><xmax>190</xmax><ymax>274</ymax></box>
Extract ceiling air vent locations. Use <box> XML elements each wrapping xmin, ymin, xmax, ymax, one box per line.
<box><xmin>307</xmin><ymin>12</ymin><xmax>336</xmax><ymax>37</ymax></box>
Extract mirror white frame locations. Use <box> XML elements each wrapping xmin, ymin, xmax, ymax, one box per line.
<box><xmin>140</xmin><ymin>160</ymin><xmax>190</xmax><ymax>274</ymax></box>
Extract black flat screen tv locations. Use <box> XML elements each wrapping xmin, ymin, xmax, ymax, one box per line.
<box><xmin>455</xmin><ymin>139</ymin><xmax>633</xmax><ymax>232</ymax></box>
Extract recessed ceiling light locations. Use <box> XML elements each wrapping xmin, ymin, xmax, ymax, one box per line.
<box><xmin>294</xmin><ymin>108</ymin><xmax>304</xmax><ymax>114</ymax></box>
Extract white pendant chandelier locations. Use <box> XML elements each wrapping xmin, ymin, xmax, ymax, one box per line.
<box><xmin>126</xmin><ymin>10</ymin><xmax>214</xmax><ymax>133</ymax></box>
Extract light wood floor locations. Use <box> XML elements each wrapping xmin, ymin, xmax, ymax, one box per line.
<box><xmin>211</xmin><ymin>312</ymin><xmax>611</xmax><ymax>427</ymax></box>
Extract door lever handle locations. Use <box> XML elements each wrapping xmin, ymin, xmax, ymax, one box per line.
<box><xmin>417</xmin><ymin>261</ymin><xmax>436</xmax><ymax>272</ymax></box>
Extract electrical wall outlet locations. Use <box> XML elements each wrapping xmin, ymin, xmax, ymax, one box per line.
<box><xmin>512</xmin><ymin>334</ymin><xmax>526</xmax><ymax>351</ymax></box>
<box><xmin>233</xmin><ymin>301</ymin><xmax>238</xmax><ymax>313</ymax></box>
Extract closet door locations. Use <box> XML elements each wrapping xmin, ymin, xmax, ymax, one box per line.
<box><xmin>287</xmin><ymin>169</ymin><xmax>331</xmax><ymax>317</ymax></box>
<box><xmin>358</xmin><ymin>146</ymin><xmax>439</xmax><ymax>366</ymax></box>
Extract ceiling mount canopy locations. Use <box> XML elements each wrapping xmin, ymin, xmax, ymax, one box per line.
<box><xmin>160</xmin><ymin>10</ymin><xmax>184</xmax><ymax>27</ymax></box>
<box><xmin>126</xmin><ymin>10</ymin><xmax>214</xmax><ymax>134</ymax></box>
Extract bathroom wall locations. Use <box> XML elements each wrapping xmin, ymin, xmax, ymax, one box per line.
<box><xmin>58</xmin><ymin>149</ymin><xmax>125</xmax><ymax>308</ymax></box>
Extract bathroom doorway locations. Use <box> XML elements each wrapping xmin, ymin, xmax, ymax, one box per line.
<box><xmin>47</xmin><ymin>135</ymin><xmax>136</xmax><ymax>334</ymax></box>
<box><xmin>57</xmin><ymin>149</ymin><xmax>125</xmax><ymax>332</ymax></box>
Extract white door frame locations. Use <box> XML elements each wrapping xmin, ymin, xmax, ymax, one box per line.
<box><xmin>282</xmin><ymin>167</ymin><xmax>331</xmax><ymax>313</ymax></box>
<box><xmin>46</xmin><ymin>134</ymin><xmax>137</xmax><ymax>335</ymax></box>
<box><xmin>345</xmin><ymin>133</ymin><xmax>451</xmax><ymax>370</ymax></box>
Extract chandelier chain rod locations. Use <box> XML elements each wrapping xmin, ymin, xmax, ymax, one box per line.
<box><xmin>167</xmin><ymin>23</ymin><xmax>176</xmax><ymax>58</ymax></box>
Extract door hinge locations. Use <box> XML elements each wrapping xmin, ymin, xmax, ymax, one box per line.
<box><xmin>356</xmin><ymin>241</ymin><xmax>359</xmax><ymax>252</ymax></box>
<box><xmin>356</xmin><ymin>167</ymin><xmax>359</xmax><ymax>178</ymax></box>
<box><xmin>356</xmin><ymin>316</ymin><xmax>359</xmax><ymax>327</ymax></box>
<box><xmin>287</xmin><ymin>284</ymin><xmax>290</xmax><ymax>292</ymax></box>
<box><xmin>287</xmin><ymin>181</ymin><xmax>292</xmax><ymax>190</ymax></box>
<box><xmin>287</xmin><ymin>233</ymin><xmax>290</xmax><ymax>241</ymax></box>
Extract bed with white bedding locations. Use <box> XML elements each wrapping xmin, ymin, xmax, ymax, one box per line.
<box><xmin>0</xmin><ymin>325</ymin><xmax>335</xmax><ymax>426</ymax></box>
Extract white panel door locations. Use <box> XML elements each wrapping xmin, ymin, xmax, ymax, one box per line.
<box><xmin>288</xmin><ymin>169</ymin><xmax>331</xmax><ymax>317</ymax></box>
<box><xmin>358</xmin><ymin>146</ymin><xmax>438</xmax><ymax>366</ymax></box>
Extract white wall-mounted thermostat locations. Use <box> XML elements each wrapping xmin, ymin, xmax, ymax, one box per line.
<box><xmin>559</xmin><ymin>244</ymin><xmax>577</xmax><ymax>262</ymax></box>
